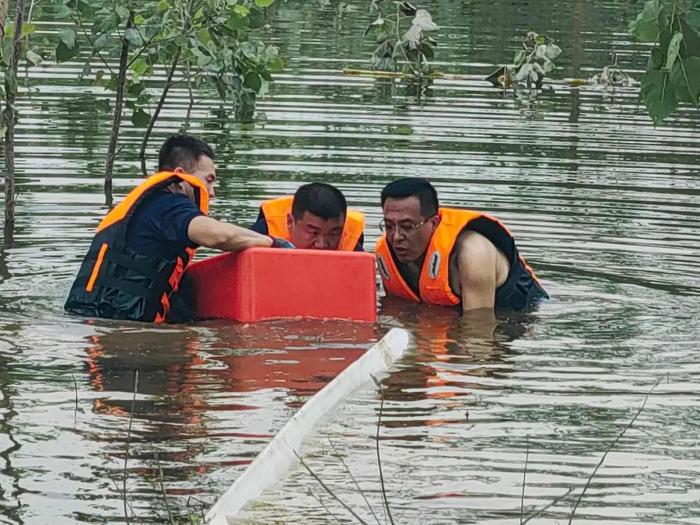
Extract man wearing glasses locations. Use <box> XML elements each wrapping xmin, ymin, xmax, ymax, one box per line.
<box><xmin>250</xmin><ymin>182</ymin><xmax>365</xmax><ymax>251</ymax></box>
<box><xmin>375</xmin><ymin>177</ymin><xmax>547</xmax><ymax>313</ymax></box>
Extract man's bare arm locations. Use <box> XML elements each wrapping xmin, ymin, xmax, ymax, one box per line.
<box><xmin>188</xmin><ymin>215</ymin><xmax>273</xmax><ymax>252</ymax></box>
<box><xmin>457</xmin><ymin>232</ymin><xmax>499</xmax><ymax>312</ymax></box>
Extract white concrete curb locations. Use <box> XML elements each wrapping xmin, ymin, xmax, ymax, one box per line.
<box><xmin>205</xmin><ymin>327</ymin><xmax>411</xmax><ymax>525</ymax></box>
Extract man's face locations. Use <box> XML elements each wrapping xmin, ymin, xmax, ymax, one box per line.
<box><xmin>382</xmin><ymin>196</ymin><xmax>438</xmax><ymax>263</ymax></box>
<box><xmin>175</xmin><ymin>155</ymin><xmax>217</xmax><ymax>198</ymax></box>
<box><xmin>287</xmin><ymin>211</ymin><xmax>345</xmax><ymax>250</ymax></box>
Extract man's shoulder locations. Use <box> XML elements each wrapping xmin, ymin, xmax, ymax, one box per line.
<box><xmin>455</xmin><ymin>229</ymin><xmax>495</xmax><ymax>255</ymax></box>
<box><xmin>139</xmin><ymin>190</ymin><xmax>199</xmax><ymax>214</ymax></box>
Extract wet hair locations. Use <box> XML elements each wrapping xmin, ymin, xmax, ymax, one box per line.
<box><xmin>292</xmin><ymin>183</ymin><xmax>347</xmax><ymax>221</ymax></box>
<box><xmin>380</xmin><ymin>177</ymin><xmax>439</xmax><ymax>217</ymax></box>
<box><xmin>158</xmin><ymin>134</ymin><xmax>215</xmax><ymax>172</ymax></box>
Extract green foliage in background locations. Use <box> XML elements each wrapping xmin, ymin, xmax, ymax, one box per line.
<box><xmin>51</xmin><ymin>0</ymin><xmax>282</xmax><ymax>126</ymax></box>
<box><xmin>629</xmin><ymin>0</ymin><xmax>700</xmax><ymax>124</ymax></box>
<box><xmin>1</xmin><ymin>2</ymin><xmax>42</xmax><ymax>138</ymax></box>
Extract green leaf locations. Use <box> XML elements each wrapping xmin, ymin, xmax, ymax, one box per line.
<box><xmin>60</xmin><ymin>28</ymin><xmax>77</xmax><ymax>49</ymax></box>
<box><xmin>240</xmin><ymin>41</ymin><xmax>257</xmax><ymax>59</ymax></box>
<box><xmin>26</xmin><ymin>49</ymin><xmax>42</xmax><ymax>65</ymax></box>
<box><xmin>131</xmin><ymin>109</ymin><xmax>151</xmax><ymax>128</ymax></box>
<box><xmin>131</xmin><ymin>58</ymin><xmax>149</xmax><ymax>76</ymax></box>
<box><xmin>666</xmin><ymin>32</ymin><xmax>683</xmax><ymax>71</ymax></box>
<box><xmin>127</xmin><ymin>82</ymin><xmax>145</xmax><ymax>97</ymax></box>
<box><xmin>56</xmin><ymin>41</ymin><xmax>78</xmax><ymax>62</ymax></box>
<box><xmin>97</xmin><ymin>13</ymin><xmax>120</xmax><ymax>34</ymax></box>
<box><xmin>4</xmin><ymin>21</ymin><xmax>14</xmax><ymax>39</ymax></box>
<box><xmin>679</xmin><ymin>19</ymin><xmax>700</xmax><ymax>58</ymax></box>
<box><xmin>93</xmin><ymin>33</ymin><xmax>108</xmax><ymax>51</ymax></box>
<box><xmin>77</xmin><ymin>1</ymin><xmax>94</xmax><ymax>18</ymax></box>
<box><xmin>157</xmin><ymin>0</ymin><xmax>169</xmax><ymax>12</ymax></box>
<box><xmin>514</xmin><ymin>50</ymin><xmax>525</xmax><ymax>65</ymax></box>
<box><xmin>196</xmin><ymin>28</ymin><xmax>212</xmax><ymax>45</ymax></box>
<box><xmin>234</xmin><ymin>5</ymin><xmax>250</xmax><ymax>16</ymax></box>
<box><xmin>268</xmin><ymin>56</ymin><xmax>284</xmax><ymax>72</ymax></box>
<box><xmin>116</xmin><ymin>5</ymin><xmax>131</xmax><ymax>21</ymax></box>
<box><xmin>124</xmin><ymin>28</ymin><xmax>142</xmax><ymax>46</ymax></box>
<box><xmin>244</xmin><ymin>71</ymin><xmax>262</xmax><ymax>92</ymax></box>
<box><xmin>226</xmin><ymin>13</ymin><xmax>249</xmax><ymax>30</ymax></box>
<box><xmin>545</xmin><ymin>43</ymin><xmax>561</xmax><ymax>60</ymax></box>
<box><xmin>55</xmin><ymin>5</ymin><xmax>72</xmax><ymax>19</ymax></box>
<box><xmin>670</xmin><ymin>56</ymin><xmax>700</xmax><ymax>103</ymax></box>
<box><xmin>106</xmin><ymin>73</ymin><xmax>119</xmax><ymax>91</ymax></box>
<box><xmin>629</xmin><ymin>0</ymin><xmax>663</xmax><ymax>43</ymax></box>
<box><xmin>249</xmin><ymin>8</ymin><xmax>265</xmax><ymax>29</ymax></box>
<box><xmin>255</xmin><ymin>0</ymin><xmax>276</xmax><ymax>7</ymax></box>
<box><xmin>641</xmin><ymin>69</ymin><xmax>678</xmax><ymax>124</ymax></box>
<box><xmin>21</xmin><ymin>23</ymin><xmax>37</xmax><ymax>38</ymax></box>
<box><xmin>687</xmin><ymin>7</ymin><xmax>700</xmax><ymax>36</ymax></box>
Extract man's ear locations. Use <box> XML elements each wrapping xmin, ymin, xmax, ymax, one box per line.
<box><xmin>429</xmin><ymin>213</ymin><xmax>440</xmax><ymax>230</ymax></box>
<box><xmin>172</xmin><ymin>167</ymin><xmax>185</xmax><ymax>174</ymax></box>
<box><xmin>286</xmin><ymin>213</ymin><xmax>294</xmax><ymax>232</ymax></box>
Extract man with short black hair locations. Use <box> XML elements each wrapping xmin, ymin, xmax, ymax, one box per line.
<box><xmin>65</xmin><ymin>133</ymin><xmax>287</xmax><ymax>323</ymax></box>
<box><xmin>251</xmin><ymin>182</ymin><xmax>365</xmax><ymax>251</ymax></box>
<box><xmin>376</xmin><ymin>177</ymin><xmax>547</xmax><ymax>313</ymax></box>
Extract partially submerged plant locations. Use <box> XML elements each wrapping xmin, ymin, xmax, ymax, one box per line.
<box><xmin>486</xmin><ymin>31</ymin><xmax>562</xmax><ymax>89</ymax></box>
<box><xmin>589</xmin><ymin>53</ymin><xmax>638</xmax><ymax>88</ymax></box>
<box><xmin>364</xmin><ymin>1</ymin><xmax>439</xmax><ymax>75</ymax></box>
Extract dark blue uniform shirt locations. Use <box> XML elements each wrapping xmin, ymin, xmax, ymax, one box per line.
<box><xmin>126</xmin><ymin>190</ymin><xmax>203</xmax><ymax>259</ymax></box>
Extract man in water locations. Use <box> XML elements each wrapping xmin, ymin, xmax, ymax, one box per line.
<box><xmin>65</xmin><ymin>133</ymin><xmax>290</xmax><ymax>323</ymax></box>
<box><xmin>375</xmin><ymin>177</ymin><xmax>547</xmax><ymax>314</ymax></box>
<box><xmin>250</xmin><ymin>182</ymin><xmax>365</xmax><ymax>251</ymax></box>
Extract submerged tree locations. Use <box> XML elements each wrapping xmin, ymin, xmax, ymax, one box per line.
<box><xmin>55</xmin><ymin>0</ymin><xmax>282</xmax><ymax>204</ymax></box>
<box><xmin>364</xmin><ymin>0</ymin><xmax>439</xmax><ymax>76</ymax></box>
<box><xmin>485</xmin><ymin>31</ymin><xmax>562</xmax><ymax>90</ymax></box>
<box><xmin>629</xmin><ymin>0</ymin><xmax>700</xmax><ymax>124</ymax></box>
<box><xmin>1</xmin><ymin>0</ymin><xmax>28</xmax><ymax>245</ymax></box>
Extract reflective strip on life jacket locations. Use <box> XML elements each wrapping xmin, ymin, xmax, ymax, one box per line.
<box><xmin>66</xmin><ymin>171</ymin><xmax>209</xmax><ymax>323</ymax></box>
<box><xmin>260</xmin><ymin>195</ymin><xmax>365</xmax><ymax>251</ymax></box>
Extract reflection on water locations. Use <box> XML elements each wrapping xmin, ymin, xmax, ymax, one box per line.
<box><xmin>1</xmin><ymin>0</ymin><xmax>700</xmax><ymax>523</ymax></box>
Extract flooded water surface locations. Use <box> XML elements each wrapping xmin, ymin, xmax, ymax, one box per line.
<box><xmin>1</xmin><ymin>0</ymin><xmax>700</xmax><ymax>523</ymax></box>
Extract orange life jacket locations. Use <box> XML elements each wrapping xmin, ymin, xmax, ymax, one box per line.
<box><xmin>64</xmin><ymin>171</ymin><xmax>209</xmax><ymax>323</ymax></box>
<box><xmin>375</xmin><ymin>207</ymin><xmax>545</xmax><ymax>307</ymax></box>
<box><xmin>260</xmin><ymin>196</ymin><xmax>365</xmax><ymax>251</ymax></box>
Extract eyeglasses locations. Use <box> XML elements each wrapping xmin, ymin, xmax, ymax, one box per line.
<box><xmin>379</xmin><ymin>215</ymin><xmax>436</xmax><ymax>237</ymax></box>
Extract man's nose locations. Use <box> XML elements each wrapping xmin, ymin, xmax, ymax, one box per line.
<box><xmin>209</xmin><ymin>186</ymin><xmax>215</xmax><ymax>198</ymax></box>
<box><xmin>390</xmin><ymin>228</ymin><xmax>404</xmax><ymax>242</ymax></box>
<box><xmin>313</xmin><ymin>236</ymin><xmax>331</xmax><ymax>250</ymax></box>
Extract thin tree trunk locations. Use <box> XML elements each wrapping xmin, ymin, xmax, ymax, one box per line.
<box><xmin>139</xmin><ymin>48</ymin><xmax>180</xmax><ymax>177</ymax></box>
<box><xmin>0</xmin><ymin>0</ymin><xmax>9</xmax><ymax>39</ymax></box>
<box><xmin>3</xmin><ymin>0</ymin><xmax>27</xmax><ymax>246</ymax></box>
<box><xmin>104</xmin><ymin>18</ymin><xmax>132</xmax><ymax>207</ymax></box>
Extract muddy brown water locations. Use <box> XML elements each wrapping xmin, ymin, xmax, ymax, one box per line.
<box><xmin>1</xmin><ymin>1</ymin><xmax>700</xmax><ymax>523</ymax></box>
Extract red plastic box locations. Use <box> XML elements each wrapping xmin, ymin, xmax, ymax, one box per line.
<box><xmin>187</xmin><ymin>248</ymin><xmax>377</xmax><ymax>322</ymax></box>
